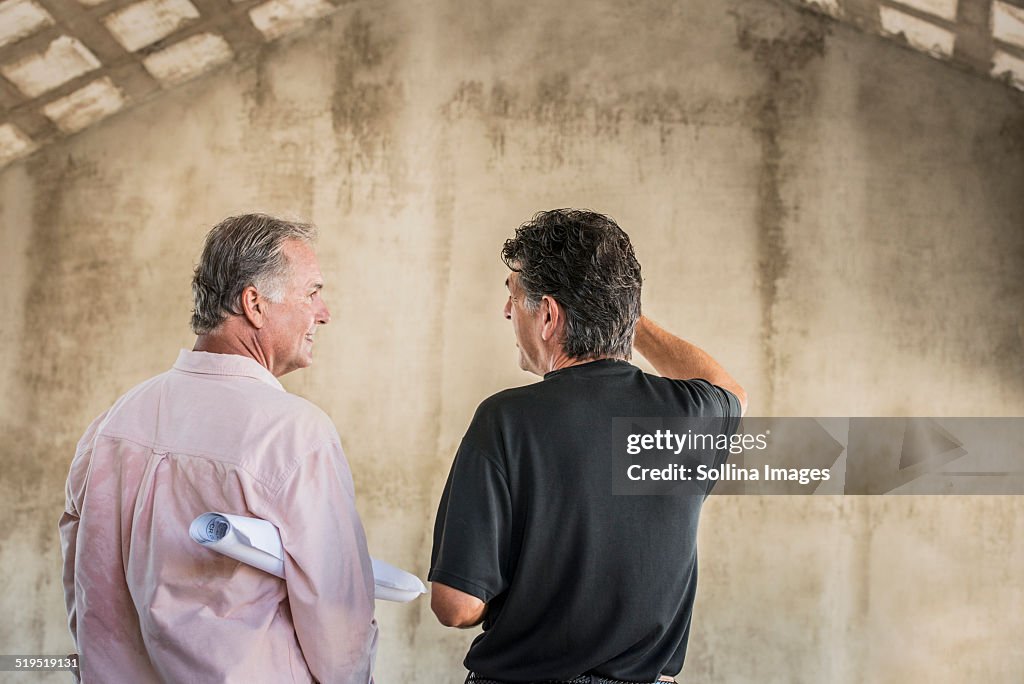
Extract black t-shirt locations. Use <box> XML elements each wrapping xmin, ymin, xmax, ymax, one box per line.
<box><xmin>429</xmin><ymin>359</ymin><xmax>741</xmax><ymax>682</ymax></box>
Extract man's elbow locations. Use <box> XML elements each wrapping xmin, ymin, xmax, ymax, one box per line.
<box><xmin>731</xmin><ymin>384</ymin><xmax>749</xmax><ymax>416</ymax></box>
<box><xmin>705</xmin><ymin>375</ymin><xmax>747</xmax><ymax>417</ymax></box>
<box><xmin>430</xmin><ymin>595</ymin><xmax>457</xmax><ymax>626</ymax></box>
<box><xmin>431</xmin><ymin>601</ymin><xmax>486</xmax><ymax>628</ymax></box>
<box><xmin>433</xmin><ymin>605</ymin><xmax>477</xmax><ymax>628</ymax></box>
<box><xmin>430</xmin><ymin>584</ymin><xmax>486</xmax><ymax>628</ymax></box>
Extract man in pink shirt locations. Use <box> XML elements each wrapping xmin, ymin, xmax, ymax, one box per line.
<box><xmin>59</xmin><ymin>214</ymin><xmax>378</xmax><ymax>683</ymax></box>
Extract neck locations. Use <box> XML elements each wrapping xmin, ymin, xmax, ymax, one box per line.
<box><xmin>193</xmin><ymin>325</ymin><xmax>273</xmax><ymax>374</ymax></box>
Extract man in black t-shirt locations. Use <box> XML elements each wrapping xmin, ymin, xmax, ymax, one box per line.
<box><xmin>429</xmin><ymin>209</ymin><xmax>747</xmax><ymax>684</ymax></box>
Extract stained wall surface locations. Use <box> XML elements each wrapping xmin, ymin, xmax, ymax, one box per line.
<box><xmin>1</xmin><ymin>0</ymin><xmax>1022</xmax><ymax>682</ymax></box>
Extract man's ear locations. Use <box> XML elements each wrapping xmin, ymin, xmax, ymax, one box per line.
<box><xmin>240</xmin><ymin>285</ymin><xmax>266</xmax><ymax>329</ymax></box>
<box><xmin>539</xmin><ymin>295</ymin><xmax>563</xmax><ymax>342</ymax></box>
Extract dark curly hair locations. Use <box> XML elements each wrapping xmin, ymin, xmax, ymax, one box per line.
<box><xmin>502</xmin><ymin>209</ymin><xmax>642</xmax><ymax>360</ymax></box>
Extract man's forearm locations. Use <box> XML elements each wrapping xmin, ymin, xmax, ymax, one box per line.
<box><xmin>633</xmin><ymin>315</ymin><xmax>748</xmax><ymax>413</ymax></box>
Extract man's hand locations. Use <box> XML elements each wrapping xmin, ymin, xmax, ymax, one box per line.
<box><xmin>633</xmin><ymin>315</ymin><xmax>748</xmax><ymax>414</ymax></box>
<box><xmin>431</xmin><ymin>582</ymin><xmax>487</xmax><ymax>628</ymax></box>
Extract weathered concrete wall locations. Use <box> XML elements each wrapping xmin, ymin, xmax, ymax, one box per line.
<box><xmin>1</xmin><ymin>0</ymin><xmax>1022</xmax><ymax>681</ymax></box>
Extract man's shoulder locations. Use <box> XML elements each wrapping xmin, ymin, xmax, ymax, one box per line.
<box><xmin>264</xmin><ymin>391</ymin><xmax>337</xmax><ymax>435</ymax></box>
<box><xmin>201</xmin><ymin>377</ymin><xmax>340</xmax><ymax>446</ymax></box>
<box><xmin>473</xmin><ymin>381</ymin><xmax>547</xmax><ymax>417</ymax></box>
<box><xmin>91</xmin><ymin>365</ymin><xmax>339</xmax><ymax>455</ymax></box>
<box><xmin>472</xmin><ymin>370</ymin><xmax>737</xmax><ymax>419</ymax></box>
<box><xmin>640</xmin><ymin>374</ymin><xmax>741</xmax><ymax>418</ymax></box>
<box><xmin>471</xmin><ymin>365</ymin><xmax>643</xmax><ymax>418</ymax></box>
<box><xmin>91</xmin><ymin>370</ymin><xmax>174</xmax><ymax>430</ymax></box>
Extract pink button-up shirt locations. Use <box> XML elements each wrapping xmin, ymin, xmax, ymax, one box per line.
<box><xmin>59</xmin><ymin>350</ymin><xmax>378</xmax><ymax>683</ymax></box>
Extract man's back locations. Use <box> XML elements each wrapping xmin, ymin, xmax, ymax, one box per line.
<box><xmin>430</xmin><ymin>359</ymin><xmax>740</xmax><ymax>681</ymax></box>
<box><xmin>60</xmin><ymin>350</ymin><xmax>377</xmax><ymax>683</ymax></box>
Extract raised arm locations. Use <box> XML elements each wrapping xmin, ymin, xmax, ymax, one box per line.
<box><xmin>633</xmin><ymin>315</ymin><xmax>748</xmax><ymax>415</ymax></box>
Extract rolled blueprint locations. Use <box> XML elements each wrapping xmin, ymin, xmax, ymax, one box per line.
<box><xmin>190</xmin><ymin>512</ymin><xmax>286</xmax><ymax>578</ymax></box>
<box><xmin>189</xmin><ymin>512</ymin><xmax>426</xmax><ymax>602</ymax></box>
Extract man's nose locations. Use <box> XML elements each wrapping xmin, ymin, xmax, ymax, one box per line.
<box><xmin>318</xmin><ymin>300</ymin><xmax>331</xmax><ymax>325</ymax></box>
<box><xmin>503</xmin><ymin>297</ymin><xmax>512</xmax><ymax>320</ymax></box>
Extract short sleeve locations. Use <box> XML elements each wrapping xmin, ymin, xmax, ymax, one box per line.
<box><xmin>669</xmin><ymin>378</ymin><xmax>740</xmax><ymax>419</ymax></box>
<box><xmin>429</xmin><ymin>443</ymin><xmax>512</xmax><ymax>603</ymax></box>
<box><xmin>675</xmin><ymin>379</ymin><xmax>742</xmax><ymax>496</ymax></box>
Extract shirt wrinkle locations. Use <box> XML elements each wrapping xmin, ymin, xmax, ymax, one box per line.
<box><xmin>88</xmin><ymin>430</ymin><xmax>338</xmax><ymax>497</ymax></box>
<box><xmin>457</xmin><ymin>445</ymin><xmax>510</xmax><ymax>483</ymax></box>
<box><xmin>60</xmin><ymin>349</ymin><xmax>377</xmax><ymax>684</ymax></box>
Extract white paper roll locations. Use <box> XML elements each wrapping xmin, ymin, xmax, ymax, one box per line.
<box><xmin>189</xmin><ymin>512</ymin><xmax>426</xmax><ymax>602</ymax></box>
<box><xmin>189</xmin><ymin>512</ymin><xmax>285</xmax><ymax>578</ymax></box>
<box><xmin>370</xmin><ymin>558</ymin><xmax>428</xmax><ymax>602</ymax></box>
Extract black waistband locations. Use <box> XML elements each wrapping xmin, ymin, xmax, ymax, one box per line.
<box><xmin>465</xmin><ymin>673</ymin><xmax>675</xmax><ymax>684</ymax></box>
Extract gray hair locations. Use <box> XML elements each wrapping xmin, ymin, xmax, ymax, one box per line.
<box><xmin>190</xmin><ymin>213</ymin><xmax>318</xmax><ymax>335</ymax></box>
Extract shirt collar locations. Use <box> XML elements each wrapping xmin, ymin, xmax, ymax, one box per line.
<box><xmin>543</xmin><ymin>357</ymin><xmax>634</xmax><ymax>380</ymax></box>
<box><xmin>173</xmin><ymin>349</ymin><xmax>284</xmax><ymax>391</ymax></box>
